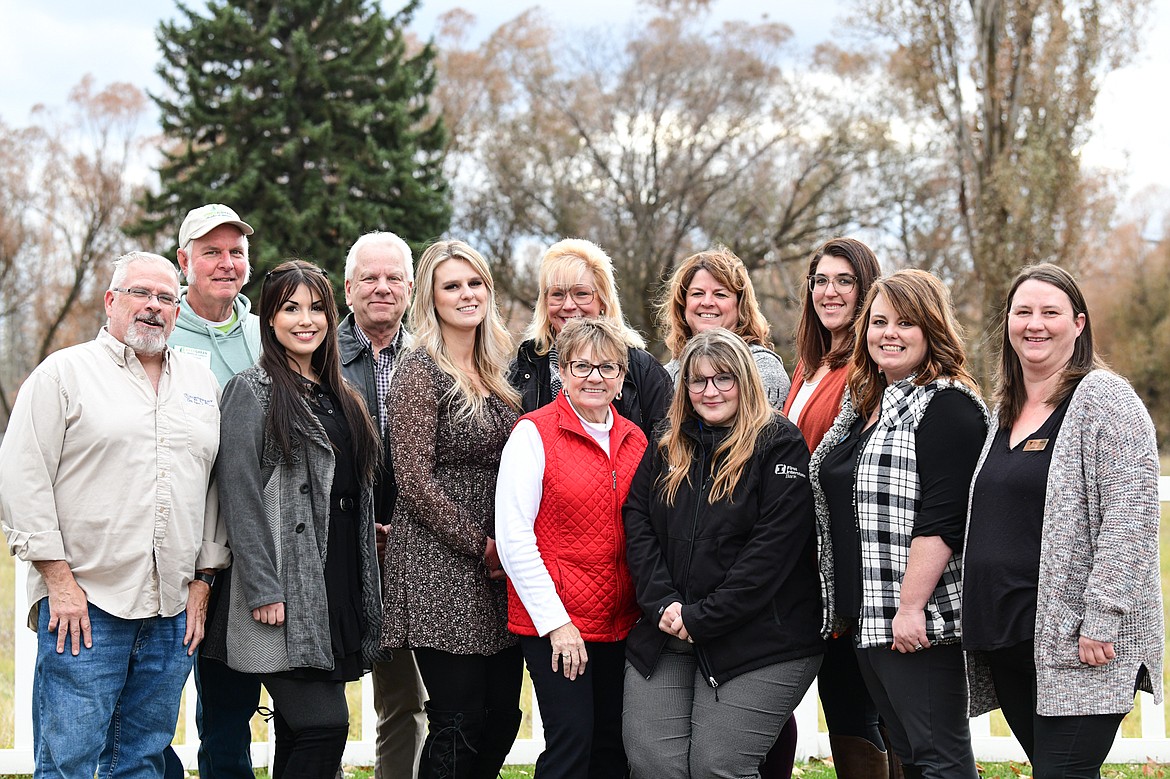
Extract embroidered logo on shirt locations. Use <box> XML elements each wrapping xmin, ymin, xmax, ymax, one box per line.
<box><xmin>774</xmin><ymin>464</ymin><xmax>807</xmax><ymax>479</ymax></box>
<box><xmin>184</xmin><ymin>393</ymin><xmax>216</xmax><ymax>407</ymax></box>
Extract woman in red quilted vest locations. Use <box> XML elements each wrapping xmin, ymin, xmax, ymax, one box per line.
<box><xmin>495</xmin><ymin>317</ymin><xmax>649</xmax><ymax>779</ymax></box>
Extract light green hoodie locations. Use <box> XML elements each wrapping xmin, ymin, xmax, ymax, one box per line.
<box><xmin>169</xmin><ymin>289</ymin><xmax>261</xmax><ymax>385</ymax></box>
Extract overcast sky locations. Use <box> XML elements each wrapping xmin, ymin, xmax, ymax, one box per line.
<box><xmin>2</xmin><ymin>0</ymin><xmax>1166</xmax><ymax>212</ymax></box>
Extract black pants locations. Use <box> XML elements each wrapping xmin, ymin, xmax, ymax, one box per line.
<box><xmin>856</xmin><ymin>643</ymin><xmax>977</xmax><ymax>779</ymax></box>
<box><xmin>819</xmin><ymin>632</ymin><xmax>883</xmax><ymax>745</ymax></box>
<box><xmin>520</xmin><ymin>636</ymin><xmax>626</xmax><ymax>779</ymax></box>
<box><xmin>985</xmin><ymin>640</ymin><xmax>1126</xmax><ymax>779</ymax></box>
<box><xmin>413</xmin><ymin>645</ymin><xmax>524</xmax><ymax>779</ymax></box>
<box><xmin>259</xmin><ymin>675</ymin><xmax>350</xmax><ymax>779</ymax></box>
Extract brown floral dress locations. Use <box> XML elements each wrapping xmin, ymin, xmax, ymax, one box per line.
<box><xmin>381</xmin><ymin>348</ymin><xmax>518</xmax><ymax>655</ymax></box>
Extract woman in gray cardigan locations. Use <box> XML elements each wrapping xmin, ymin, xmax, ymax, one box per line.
<box><xmin>963</xmin><ymin>263</ymin><xmax>1163</xmax><ymax>778</ymax></box>
<box><xmin>212</xmin><ymin>261</ymin><xmax>383</xmax><ymax>779</ymax></box>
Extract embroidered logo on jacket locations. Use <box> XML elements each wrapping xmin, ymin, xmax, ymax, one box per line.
<box><xmin>774</xmin><ymin>464</ymin><xmax>807</xmax><ymax>479</ymax></box>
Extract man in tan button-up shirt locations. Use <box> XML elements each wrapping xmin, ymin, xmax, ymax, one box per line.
<box><xmin>0</xmin><ymin>251</ymin><xmax>230</xmax><ymax>779</ymax></box>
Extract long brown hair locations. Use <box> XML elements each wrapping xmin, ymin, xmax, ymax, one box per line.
<box><xmin>793</xmin><ymin>238</ymin><xmax>881</xmax><ymax>380</ymax></box>
<box><xmin>995</xmin><ymin>262</ymin><xmax>1105</xmax><ymax>427</ymax></box>
<box><xmin>258</xmin><ymin>260</ymin><xmax>381</xmax><ymax>486</ymax></box>
<box><xmin>658</xmin><ymin>329</ymin><xmax>777</xmax><ymax>505</ymax></box>
<box><xmin>657</xmin><ymin>247</ymin><xmax>772</xmax><ymax>359</ymax></box>
<box><xmin>847</xmin><ymin>269</ymin><xmax>979</xmax><ymax>418</ymax></box>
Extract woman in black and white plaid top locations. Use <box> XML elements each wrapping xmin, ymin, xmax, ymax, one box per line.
<box><xmin>809</xmin><ymin>269</ymin><xmax>988</xmax><ymax>779</ymax></box>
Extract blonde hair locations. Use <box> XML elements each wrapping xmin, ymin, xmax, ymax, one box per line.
<box><xmin>658</xmin><ymin>329</ymin><xmax>777</xmax><ymax>505</ymax></box>
<box><xmin>847</xmin><ymin>269</ymin><xmax>979</xmax><ymax>418</ymax></box>
<box><xmin>658</xmin><ymin>247</ymin><xmax>772</xmax><ymax>359</ymax></box>
<box><xmin>554</xmin><ymin>317</ymin><xmax>630</xmax><ymax>368</ymax></box>
<box><xmin>524</xmin><ymin>238</ymin><xmax>645</xmax><ymax>354</ymax></box>
<box><xmin>409</xmin><ymin>240</ymin><xmax>521</xmax><ymax>421</ymax></box>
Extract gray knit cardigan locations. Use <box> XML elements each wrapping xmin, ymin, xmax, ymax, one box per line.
<box><xmin>964</xmin><ymin>369</ymin><xmax>1163</xmax><ymax>717</ymax></box>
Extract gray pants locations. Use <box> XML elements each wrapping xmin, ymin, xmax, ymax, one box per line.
<box><xmin>371</xmin><ymin>649</ymin><xmax>427</xmax><ymax>779</ymax></box>
<box><xmin>623</xmin><ymin>641</ymin><xmax>822</xmax><ymax>779</ymax></box>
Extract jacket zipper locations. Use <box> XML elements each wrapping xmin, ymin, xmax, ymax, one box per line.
<box><xmin>683</xmin><ymin>438</ymin><xmax>717</xmax><ymax>690</ymax></box>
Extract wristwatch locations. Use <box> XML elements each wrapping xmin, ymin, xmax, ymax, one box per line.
<box><xmin>193</xmin><ymin>571</ymin><xmax>216</xmax><ymax>586</ymax></box>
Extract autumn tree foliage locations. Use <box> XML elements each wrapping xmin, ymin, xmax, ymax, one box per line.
<box><xmin>432</xmin><ymin>2</ymin><xmax>913</xmax><ymax>346</ymax></box>
<box><xmin>136</xmin><ymin>0</ymin><xmax>450</xmax><ymax>286</ymax></box>
<box><xmin>0</xmin><ymin>77</ymin><xmax>151</xmax><ymax>424</ymax></box>
<box><xmin>858</xmin><ymin>0</ymin><xmax>1151</xmax><ymax>372</ymax></box>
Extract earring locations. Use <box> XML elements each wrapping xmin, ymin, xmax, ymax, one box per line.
<box><xmin>615</xmin><ymin>391</ymin><xmax>623</xmax><ymax>400</ymax></box>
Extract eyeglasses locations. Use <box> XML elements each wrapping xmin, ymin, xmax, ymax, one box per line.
<box><xmin>567</xmin><ymin>360</ymin><xmax>623</xmax><ymax>380</ymax></box>
<box><xmin>686</xmin><ymin>373</ymin><xmax>736</xmax><ymax>393</ymax></box>
<box><xmin>808</xmin><ymin>274</ymin><xmax>857</xmax><ymax>293</ymax></box>
<box><xmin>111</xmin><ymin>287</ymin><xmax>180</xmax><ymax>308</ymax></box>
<box><xmin>547</xmin><ymin>285</ymin><xmax>596</xmax><ymax>307</ymax></box>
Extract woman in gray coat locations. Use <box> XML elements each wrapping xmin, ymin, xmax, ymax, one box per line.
<box><xmin>212</xmin><ymin>260</ymin><xmax>383</xmax><ymax>779</ymax></box>
<box><xmin>963</xmin><ymin>263</ymin><xmax>1163</xmax><ymax>778</ymax></box>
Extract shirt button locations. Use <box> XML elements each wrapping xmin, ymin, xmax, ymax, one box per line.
<box><xmin>295</xmin><ymin>523</ymin><xmax>306</xmax><ymax>533</ymax></box>
<box><xmin>299</xmin><ymin>484</ymin><xmax>309</xmax><ymax>494</ymax></box>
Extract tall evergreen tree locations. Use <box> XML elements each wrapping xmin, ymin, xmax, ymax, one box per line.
<box><xmin>136</xmin><ymin>0</ymin><xmax>450</xmax><ymax>289</ymax></box>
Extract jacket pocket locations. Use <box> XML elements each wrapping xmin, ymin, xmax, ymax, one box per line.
<box><xmin>1041</xmin><ymin>600</ymin><xmax>1086</xmax><ymax>669</ymax></box>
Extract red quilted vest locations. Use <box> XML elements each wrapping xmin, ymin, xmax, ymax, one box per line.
<box><xmin>506</xmin><ymin>392</ymin><xmax>647</xmax><ymax>641</ymax></box>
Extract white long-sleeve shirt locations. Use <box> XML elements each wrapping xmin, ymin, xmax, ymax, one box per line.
<box><xmin>495</xmin><ymin>400</ymin><xmax>612</xmax><ymax>636</ymax></box>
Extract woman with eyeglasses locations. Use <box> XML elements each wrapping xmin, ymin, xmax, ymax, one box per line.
<box><xmin>509</xmin><ymin>238</ymin><xmax>671</xmax><ymax>441</ymax></box>
<box><xmin>380</xmin><ymin>240</ymin><xmax>525</xmax><ymax>779</ymax></box>
<box><xmin>623</xmin><ymin>328</ymin><xmax>824</xmax><ymax>779</ymax></box>
<box><xmin>495</xmin><ymin>317</ymin><xmax>649</xmax><ymax>779</ymax></box>
<box><xmin>781</xmin><ymin>238</ymin><xmax>889</xmax><ymax>778</ymax></box>
<box><xmin>211</xmin><ymin>260</ymin><xmax>384</xmax><ymax>779</ymax></box>
<box><xmin>659</xmin><ymin>247</ymin><xmax>790</xmax><ymax>409</ymax></box>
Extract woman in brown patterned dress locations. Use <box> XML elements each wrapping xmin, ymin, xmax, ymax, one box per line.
<box><xmin>381</xmin><ymin>240</ymin><xmax>524</xmax><ymax>779</ymax></box>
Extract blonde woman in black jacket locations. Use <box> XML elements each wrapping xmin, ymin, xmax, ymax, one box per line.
<box><xmin>622</xmin><ymin>329</ymin><xmax>824</xmax><ymax>779</ymax></box>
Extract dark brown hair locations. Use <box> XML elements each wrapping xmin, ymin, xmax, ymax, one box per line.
<box><xmin>258</xmin><ymin>260</ymin><xmax>380</xmax><ymax>486</ymax></box>
<box><xmin>995</xmin><ymin>262</ymin><xmax>1105</xmax><ymax>427</ymax></box>
<box><xmin>793</xmin><ymin>238</ymin><xmax>881</xmax><ymax>380</ymax></box>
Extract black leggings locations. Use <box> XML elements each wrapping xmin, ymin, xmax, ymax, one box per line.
<box><xmin>260</xmin><ymin>675</ymin><xmax>350</xmax><ymax>779</ymax></box>
<box><xmin>818</xmin><ymin>631</ymin><xmax>883</xmax><ymax>745</ymax></box>
<box><xmin>985</xmin><ymin>640</ymin><xmax>1126</xmax><ymax>779</ymax></box>
<box><xmin>413</xmin><ymin>645</ymin><xmax>524</xmax><ymax>779</ymax></box>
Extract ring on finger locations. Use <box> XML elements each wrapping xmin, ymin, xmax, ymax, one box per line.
<box><xmin>914</xmin><ymin>643</ymin><xmax>924</xmax><ymax>651</ymax></box>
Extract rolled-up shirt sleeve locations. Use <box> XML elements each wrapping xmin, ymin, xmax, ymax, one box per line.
<box><xmin>1</xmin><ymin>367</ymin><xmax>68</xmax><ymax>562</ymax></box>
<box><xmin>494</xmin><ymin>419</ymin><xmax>571</xmax><ymax>636</ymax></box>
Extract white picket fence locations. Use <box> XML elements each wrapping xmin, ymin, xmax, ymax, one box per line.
<box><xmin>3</xmin><ymin>477</ymin><xmax>1169</xmax><ymax>774</ymax></box>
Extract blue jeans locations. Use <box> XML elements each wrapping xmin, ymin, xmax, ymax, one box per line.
<box><xmin>194</xmin><ymin>652</ymin><xmax>262</xmax><ymax>778</ymax></box>
<box><xmin>32</xmin><ymin>600</ymin><xmax>194</xmax><ymax>779</ymax></box>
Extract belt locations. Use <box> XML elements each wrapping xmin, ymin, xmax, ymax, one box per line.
<box><xmin>332</xmin><ymin>495</ymin><xmax>358</xmax><ymax>512</ymax></box>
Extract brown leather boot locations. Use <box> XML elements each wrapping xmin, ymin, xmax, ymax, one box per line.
<box><xmin>828</xmin><ymin>734</ymin><xmax>889</xmax><ymax>779</ymax></box>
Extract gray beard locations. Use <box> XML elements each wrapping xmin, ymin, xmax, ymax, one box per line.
<box><xmin>124</xmin><ymin>321</ymin><xmax>168</xmax><ymax>357</ymax></box>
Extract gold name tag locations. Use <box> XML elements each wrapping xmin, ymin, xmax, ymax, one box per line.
<box><xmin>1023</xmin><ymin>438</ymin><xmax>1049</xmax><ymax>451</ymax></box>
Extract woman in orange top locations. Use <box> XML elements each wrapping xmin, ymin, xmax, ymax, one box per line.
<box><xmin>780</xmin><ymin>238</ymin><xmax>884</xmax><ymax>778</ymax></box>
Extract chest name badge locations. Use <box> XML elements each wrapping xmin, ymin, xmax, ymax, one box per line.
<box><xmin>1022</xmin><ymin>438</ymin><xmax>1049</xmax><ymax>452</ymax></box>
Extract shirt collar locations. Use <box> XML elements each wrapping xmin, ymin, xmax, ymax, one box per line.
<box><xmin>96</xmin><ymin>326</ymin><xmax>171</xmax><ymax>372</ymax></box>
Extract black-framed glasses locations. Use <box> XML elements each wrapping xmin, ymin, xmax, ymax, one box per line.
<box><xmin>111</xmin><ymin>287</ymin><xmax>180</xmax><ymax>308</ymax></box>
<box><xmin>686</xmin><ymin>373</ymin><xmax>736</xmax><ymax>393</ymax></box>
<box><xmin>547</xmin><ymin>285</ymin><xmax>596</xmax><ymax>307</ymax></box>
<box><xmin>567</xmin><ymin>360</ymin><xmax>623</xmax><ymax>380</ymax></box>
<box><xmin>807</xmin><ymin>274</ymin><xmax>857</xmax><ymax>293</ymax></box>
